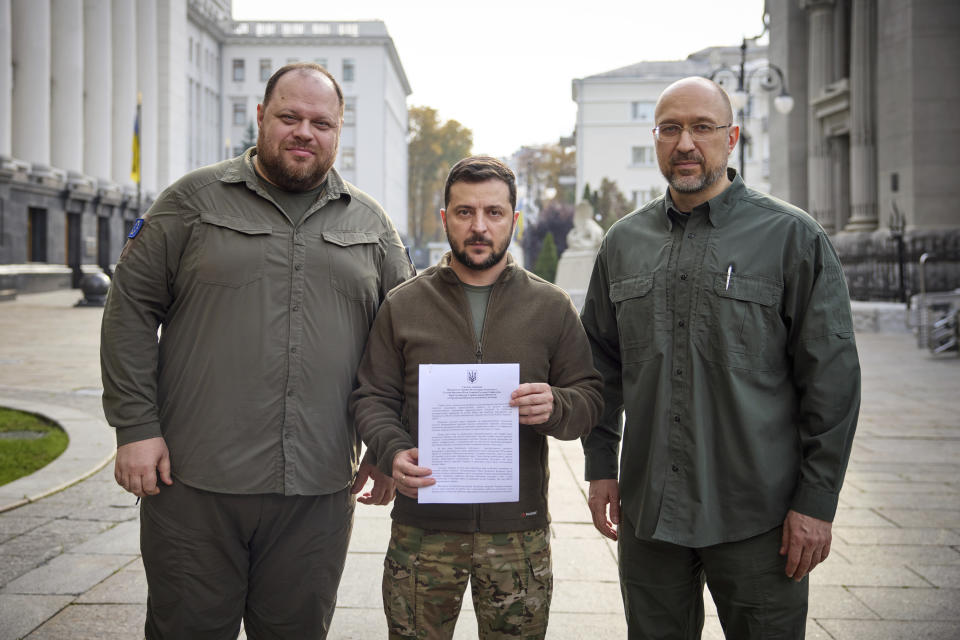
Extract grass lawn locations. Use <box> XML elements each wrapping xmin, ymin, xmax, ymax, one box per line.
<box><xmin>0</xmin><ymin>407</ymin><xmax>69</xmax><ymax>486</ymax></box>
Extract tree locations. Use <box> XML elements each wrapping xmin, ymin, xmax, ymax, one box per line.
<box><xmin>407</xmin><ymin>106</ymin><xmax>473</xmax><ymax>250</ymax></box>
<box><xmin>522</xmin><ymin>200</ymin><xmax>574</xmax><ymax>272</ymax></box>
<box><xmin>240</xmin><ymin>121</ymin><xmax>257</xmax><ymax>151</ymax></box>
<box><xmin>532</xmin><ymin>232</ymin><xmax>558</xmax><ymax>283</ymax></box>
<box><xmin>583</xmin><ymin>178</ymin><xmax>632</xmax><ymax>231</ymax></box>
<box><xmin>515</xmin><ymin>143</ymin><xmax>576</xmax><ymax>211</ymax></box>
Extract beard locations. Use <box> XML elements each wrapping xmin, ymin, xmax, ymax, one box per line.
<box><xmin>255</xmin><ymin>129</ymin><xmax>337</xmax><ymax>192</ymax></box>
<box><xmin>662</xmin><ymin>152</ymin><xmax>727</xmax><ymax>194</ymax></box>
<box><xmin>447</xmin><ymin>226</ymin><xmax>514</xmax><ymax>272</ymax></box>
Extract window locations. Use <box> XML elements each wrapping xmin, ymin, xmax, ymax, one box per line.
<box><xmin>344</xmin><ymin>97</ymin><xmax>356</xmax><ymax>126</ymax></box>
<box><xmin>260</xmin><ymin>58</ymin><xmax>272</xmax><ymax>82</ymax></box>
<box><xmin>314</xmin><ymin>57</ymin><xmax>328</xmax><ymax>69</ymax></box>
<box><xmin>232</xmin><ymin>101</ymin><xmax>246</xmax><ymax>126</ymax></box>
<box><xmin>631</xmin><ymin>101</ymin><xmax>655</xmax><ymax>121</ymax></box>
<box><xmin>342</xmin><ymin>59</ymin><xmax>355</xmax><ymax>82</ymax></box>
<box><xmin>188</xmin><ymin>37</ymin><xmax>193</xmax><ymax>62</ymax></box>
<box><xmin>631</xmin><ymin>146</ymin><xmax>655</xmax><ymax>166</ymax></box>
<box><xmin>341</xmin><ymin>147</ymin><xmax>356</xmax><ymax>171</ymax></box>
<box><xmin>232</xmin><ymin>59</ymin><xmax>245</xmax><ymax>82</ymax></box>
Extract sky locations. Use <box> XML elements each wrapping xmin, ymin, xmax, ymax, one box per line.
<box><xmin>232</xmin><ymin>0</ymin><xmax>769</xmax><ymax>158</ymax></box>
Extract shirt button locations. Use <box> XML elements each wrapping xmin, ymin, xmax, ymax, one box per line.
<box><xmin>688</xmin><ymin>233</ymin><xmax>695</xmax><ymax>239</ymax></box>
<box><xmin>294</xmin><ymin>264</ymin><xmax>303</xmax><ymax>271</ymax></box>
<box><xmin>672</xmin><ymin>464</ymin><xmax>679</xmax><ymax>472</ymax></box>
<box><xmin>673</xmin><ymin>415</ymin><xmax>680</xmax><ymax>423</ymax></box>
<box><xmin>287</xmin><ymin>390</ymin><xmax>294</xmax><ymax>397</ymax></box>
<box><xmin>675</xmin><ymin>368</ymin><xmax>682</xmax><ymax>376</ymax></box>
<box><xmin>291</xmin><ymin>346</ymin><xmax>298</xmax><ymax>353</ymax></box>
<box><xmin>680</xmin><ymin>274</ymin><xmax>688</xmax><ymax>281</ymax></box>
<box><xmin>678</xmin><ymin>320</ymin><xmax>685</xmax><ymax>327</ymax></box>
<box><xmin>292</xmin><ymin>305</ymin><xmax>300</xmax><ymax>311</ymax></box>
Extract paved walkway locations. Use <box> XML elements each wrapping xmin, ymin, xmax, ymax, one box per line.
<box><xmin>0</xmin><ymin>289</ymin><xmax>958</xmax><ymax>639</ymax></box>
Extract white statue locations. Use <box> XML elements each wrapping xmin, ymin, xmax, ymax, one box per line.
<box><xmin>566</xmin><ymin>200</ymin><xmax>604</xmax><ymax>251</ymax></box>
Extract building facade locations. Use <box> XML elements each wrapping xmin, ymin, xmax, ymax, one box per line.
<box><xmin>572</xmin><ymin>46</ymin><xmax>780</xmax><ymax>212</ymax></box>
<box><xmin>0</xmin><ymin>0</ymin><xmax>410</xmax><ymax>293</ymax></box>
<box><xmin>767</xmin><ymin>0</ymin><xmax>960</xmax><ymax>300</ymax></box>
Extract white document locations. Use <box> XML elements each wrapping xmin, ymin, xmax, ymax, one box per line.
<box><xmin>418</xmin><ymin>363</ymin><xmax>520</xmax><ymax>504</ymax></box>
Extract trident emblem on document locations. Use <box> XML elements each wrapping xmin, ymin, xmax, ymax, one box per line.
<box><xmin>467</xmin><ymin>370</ymin><xmax>478</xmax><ymax>383</ymax></box>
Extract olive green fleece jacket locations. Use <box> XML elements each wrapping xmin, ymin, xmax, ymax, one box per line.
<box><xmin>351</xmin><ymin>253</ymin><xmax>603</xmax><ymax>533</ymax></box>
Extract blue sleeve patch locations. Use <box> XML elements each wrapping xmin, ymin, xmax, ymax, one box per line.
<box><xmin>128</xmin><ymin>218</ymin><xmax>145</xmax><ymax>239</ymax></box>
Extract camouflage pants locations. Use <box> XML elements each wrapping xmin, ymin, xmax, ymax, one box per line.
<box><xmin>383</xmin><ymin>522</ymin><xmax>552</xmax><ymax>640</ymax></box>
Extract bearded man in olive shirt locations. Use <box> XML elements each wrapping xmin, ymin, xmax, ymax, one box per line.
<box><xmin>100</xmin><ymin>63</ymin><xmax>413</xmax><ymax>639</ymax></box>
<box><xmin>581</xmin><ymin>77</ymin><xmax>860</xmax><ymax>638</ymax></box>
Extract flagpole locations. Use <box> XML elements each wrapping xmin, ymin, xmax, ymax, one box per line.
<box><xmin>133</xmin><ymin>92</ymin><xmax>142</xmax><ymax>216</ymax></box>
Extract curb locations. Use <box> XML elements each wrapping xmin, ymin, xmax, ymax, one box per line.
<box><xmin>0</xmin><ymin>397</ymin><xmax>115</xmax><ymax>513</ymax></box>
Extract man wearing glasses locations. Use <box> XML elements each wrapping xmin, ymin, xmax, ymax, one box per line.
<box><xmin>580</xmin><ymin>76</ymin><xmax>860</xmax><ymax>638</ymax></box>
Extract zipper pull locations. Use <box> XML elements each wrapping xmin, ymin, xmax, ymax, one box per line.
<box><xmin>475</xmin><ymin>342</ymin><xmax>482</xmax><ymax>362</ymax></box>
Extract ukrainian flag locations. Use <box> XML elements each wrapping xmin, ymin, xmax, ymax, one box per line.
<box><xmin>131</xmin><ymin>93</ymin><xmax>141</xmax><ymax>183</ymax></box>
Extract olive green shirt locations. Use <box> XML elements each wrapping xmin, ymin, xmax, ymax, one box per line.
<box><xmin>461</xmin><ymin>282</ymin><xmax>492</xmax><ymax>339</ymax></box>
<box><xmin>580</xmin><ymin>170</ymin><xmax>860</xmax><ymax>547</ymax></box>
<box><xmin>101</xmin><ymin>149</ymin><xmax>414</xmax><ymax>496</ymax></box>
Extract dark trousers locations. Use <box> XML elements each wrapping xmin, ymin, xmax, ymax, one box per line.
<box><xmin>618</xmin><ymin>515</ymin><xmax>807</xmax><ymax>639</ymax></box>
<box><xmin>140</xmin><ymin>481</ymin><xmax>355</xmax><ymax>640</ymax></box>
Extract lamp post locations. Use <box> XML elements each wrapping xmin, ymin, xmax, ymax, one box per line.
<box><xmin>709</xmin><ymin>38</ymin><xmax>794</xmax><ymax>180</ymax></box>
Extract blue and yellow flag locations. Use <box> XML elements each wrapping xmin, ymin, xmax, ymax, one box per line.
<box><xmin>131</xmin><ymin>93</ymin><xmax>141</xmax><ymax>183</ymax></box>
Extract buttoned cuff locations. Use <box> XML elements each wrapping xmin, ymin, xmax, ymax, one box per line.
<box><xmin>115</xmin><ymin>421</ymin><xmax>163</xmax><ymax>447</ymax></box>
<box><xmin>790</xmin><ymin>483</ymin><xmax>840</xmax><ymax>522</ymax></box>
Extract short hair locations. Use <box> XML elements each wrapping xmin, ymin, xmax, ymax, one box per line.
<box><xmin>262</xmin><ymin>62</ymin><xmax>344</xmax><ymax>118</ymax></box>
<box><xmin>444</xmin><ymin>156</ymin><xmax>517</xmax><ymax>211</ymax></box>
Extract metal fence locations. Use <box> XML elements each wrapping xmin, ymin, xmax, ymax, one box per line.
<box><xmin>839</xmin><ymin>236</ymin><xmax>960</xmax><ymax>303</ymax></box>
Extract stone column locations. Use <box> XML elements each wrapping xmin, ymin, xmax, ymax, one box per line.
<box><xmin>51</xmin><ymin>0</ymin><xmax>84</xmax><ymax>173</ymax></box>
<box><xmin>802</xmin><ymin>0</ymin><xmax>836</xmax><ymax>231</ymax></box>
<box><xmin>111</xmin><ymin>0</ymin><xmax>137</xmax><ymax>186</ymax></box>
<box><xmin>156</xmin><ymin>0</ymin><xmax>189</xmax><ymax>187</ymax></box>
<box><xmin>845</xmin><ymin>0</ymin><xmax>879</xmax><ymax>231</ymax></box>
<box><xmin>11</xmin><ymin>0</ymin><xmax>51</xmax><ymax>167</ymax></box>
<box><xmin>0</xmin><ymin>0</ymin><xmax>12</xmax><ymax>157</ymax></box>
<box><xmin>83</xmin><ymin>0</ymin><xmax>112</xmax><ymax>181</ymax></box>
<box><xmin>137</xmin><ymin>0</ymin><xmax>159</xmax><ymax>194</ymax></box>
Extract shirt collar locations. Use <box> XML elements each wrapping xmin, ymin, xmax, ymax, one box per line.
<box><xmin>661</xmin><ymin>167</ymin><xmax>745</xmax><ymax>229</ymax></box>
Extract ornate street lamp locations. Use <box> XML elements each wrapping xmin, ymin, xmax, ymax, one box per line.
<box><xmin>709</xmin><ymin>38</ymin><xmax>794</xmax><ymax>180</ymax></box>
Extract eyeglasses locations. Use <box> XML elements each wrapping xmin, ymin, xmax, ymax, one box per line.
<box><xmin>653</xmin><ymin>123</ymin><xmax>731</xmax><ymax>142</ymax></box>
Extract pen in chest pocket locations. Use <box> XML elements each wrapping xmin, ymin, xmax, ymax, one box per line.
<box><xmin>725</xmin><ymin>264</ymin><xmax>733</xmax><ymax>290</ymax></box>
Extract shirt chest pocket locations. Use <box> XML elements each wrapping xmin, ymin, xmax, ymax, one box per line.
<box><xmin>609</xmin><ymin>273</ymin><xmax>658</xmax><ymax>363</ymax></box>
<box><xmin>697</xmin><ymin>273</ymin><xmax>784</xmax><ymax>369</ymax></box>
<box><xmin>322</xmin><ymin>230</ymin><xmax>381</xmax><ymax>302</ymax></box>
<box><xmin>196</xmin><ymin>213</ymin><xmax>271</xmax><ymax>288</ymax></box>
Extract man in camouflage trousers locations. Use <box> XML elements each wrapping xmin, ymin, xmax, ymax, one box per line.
<box><xmin>351</xmin><ymin>156</ymin><xmax>603</xmax><ymax>639</ymax></box>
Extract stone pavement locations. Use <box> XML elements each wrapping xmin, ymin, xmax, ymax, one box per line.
<box><xmin>0</xmin><ymin>289</ymin><xmax>958</xmax><ymax>639</ymax></box>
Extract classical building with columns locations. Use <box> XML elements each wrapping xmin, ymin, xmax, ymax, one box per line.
<box><xmin>767</xmin><ymin>0</ymin><xmax>960</xmax><ymax>300</ymax></box>
<box><xmin>0</xmin><ymin>0</ymin><xmax>410</xmax><ymax>293</ymax></box>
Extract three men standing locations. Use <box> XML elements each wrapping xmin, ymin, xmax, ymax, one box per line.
<box><xmin>352</xmin><ymin>156</ymin><xmax>603</xmax><ymax>639</ymax></box>
<box><xmin>581</xmin><ymin>77</ymin><xmax>861</xmax><ymax>638</ymax></box>
<box><xmin>101</xmin><ymin>63</ymin><xmax>413</xmax><ymax>638</ymax></box>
